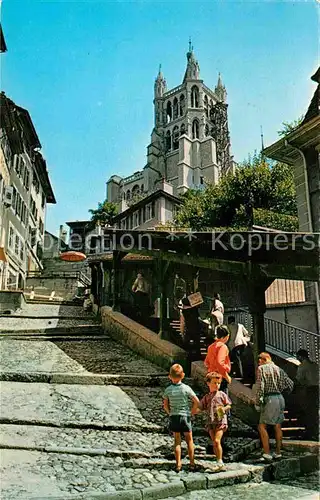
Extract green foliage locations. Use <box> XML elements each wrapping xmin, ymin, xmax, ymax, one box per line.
<box><xmin>253</xmin><ymin>208</ymin><xmax>299</xmax><ymax>232</ymax></box>
<box><xmin>174</xmin><ymin>152</ymin><xmax>297</xmax><ymax>231</ymax></box>
<box><xmin>88</xmin><ymin>199</ymin><xmax>118</xmax><ymax>227</ymax></box>
<box><xmin>277</xmin><ymin>116</ymin><xmax>304</xmax><ymax>137</ymax></box>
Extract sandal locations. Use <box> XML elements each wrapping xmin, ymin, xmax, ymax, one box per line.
<box><xmin>175</xmin><ymin>465</ymin><xmax>182</xmax><ymax>473</ymax></box>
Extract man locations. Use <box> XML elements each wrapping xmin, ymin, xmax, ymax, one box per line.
<box><xmin>132</xmin><ymin>271</ymin><xmax>150</xmax><ymax>321</ymax></box>
<box><xmin>227</xmin><ymin>316</ymin><xmax>252</xmax><ymax>379</ymax></box>
<box><xmin>295</xmin><ymin>349</ymin><xmax>319</xmax><ymax>439</ymax></box>
<box><xmin>255</xmin><ymin>352</ymin><xmax>294</xmax><ymax>461</ymax></box>
<box><xmin>296</xmin><ymin>349</ymin><xmax>319</xmax><ymax>387</ymax></box>
<box><xmin>204</xmin><ymin>325</ymin><xmax>231</xmax><ymax>393</ymax></box>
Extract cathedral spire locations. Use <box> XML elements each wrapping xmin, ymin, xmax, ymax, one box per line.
<box><xmin>154</xmin><ymin>64</ymin><xmax>167</xmax><ymax>97</ymax></box>
<box><xmin>183</xmin><ymin>40</ymin><xmax>200</xmax><ymax>82</ymax></box>
<box><xmin>215</xmin><ymin>72</ymin><xmax>227</xmax><ymax>102</ymax></box>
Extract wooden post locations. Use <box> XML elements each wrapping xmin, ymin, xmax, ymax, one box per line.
<box><xmin>158</xmin><ymin>259</ymin><xmax>171</xmax><ymax>338</ymax></box>
<box><xmin>247</xmin><ymin>279</ymin><xmax>269</xmax><ymax>368</ymax></box>
<box><xmin>111</xmin><ymin>251</ymin><xmax>126</xmax><ymax>312</ymax></box>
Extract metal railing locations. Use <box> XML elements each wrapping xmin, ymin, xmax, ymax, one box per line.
<box><xmin>264</xmin><ymin>317</ymin><xmax>319</xmax><ymax>364</ymax></box>
<box><xmin>226</xmin><ymin>306</ymin><xmax>319</xmax><ymax>364</ymax></box>
<box><xmin>26</xmin><ymin>270</ymin><xmax>91</xmax><ymax>287</ymax></box>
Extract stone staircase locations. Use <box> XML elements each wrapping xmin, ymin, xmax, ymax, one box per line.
<box><xmin>169</xmin><ymin>317</ymin><xmax>306</xmax><ymax>439</ymax></box>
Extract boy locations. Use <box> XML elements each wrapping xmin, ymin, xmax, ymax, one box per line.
<box><xmin>163</xmin><ymin>364</ymin><xmax>199</xmax><ymax>472</ymax></box>
<box><xmin>197</xmin><ymin>371</ymin><xmax>232</xmax><ymax>470</ymax></box>
<box><xmin>204</xmin><ymin>325</ymin><xmax>232</xmax><ymax>393</ymax></box>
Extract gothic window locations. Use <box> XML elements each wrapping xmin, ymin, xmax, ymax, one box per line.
<box><xmin>205</xmin><ymin>124</ymin><xmax>209</xmax><ymax>136</ymax></box>
<box><xmin>166</xmin><ymin>130</ymin><xmax>171</xmax><ymax>152</ymax></box>
<box><xmin>126</xmin><ymin>190</ymin><xmax>131</xmax><ymax>201</ymax></box>
<box><xmin>210</xmin><ymin>100</ymin><xmax>214</xmax><ymax>121</ymax></box>
<box><xmin>141</xmin><ymin>184</ymin><xmax>144</xmax><ymax>193</ymax></box>
<box><xmin>132</xmin><ymin>184</ymin><xmax>140</xmax><ymax>197</ymax></box>
<box><xmin>191</xmin><ymin>86</ymin><xmax>199</xmax><ymax>108</ymax></box>
<box><xmin>173</xmin><ymin>97</ymin><xmax>178</xmax><ymax>120</ymax></box>
<box><xmin>204</xmin><ymin>95</ymin><xmax>209</xmax><ymax>117</ymax></box>
<box><xmin>166</xmin><ymin>101</ymin><xmax>172</xmax><ymax>123</ymax></box>
<box><xmin>179</xmin><ymin>94</ymin><xmax>185</xmax><ymax>116</ymax></box>
<box><xmin>172</xmin><ymin>126</ymin><xmax>179</xmax><ymax>150</ymax></box>
<box><xmin>192</xmin><ymin>119</ymin><xmax>199</xmax><ymax>139</ymax></box>
<box><xmin>180</xmin><ymin>123</ymin><xmax>186</xmax><ymax>136</ymax></box>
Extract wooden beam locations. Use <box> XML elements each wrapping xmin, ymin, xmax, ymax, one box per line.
<box><xmin>111</xmin><ymin>251</ymin><xmax>126</xmax><ymax>312</ymax></box>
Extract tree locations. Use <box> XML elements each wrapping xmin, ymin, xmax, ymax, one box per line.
<box><xmin>174</xmin><ymin>152</ymin><xmax>298</xmax><ymax>230</ymax></box>
<box><xmin>277</xmin><ymin>116</ymin><xmax>304</xmax><ymax>137</ymax></box>
<box><xmin>88</xmin><ymin>199</ymin><xmax>118</xmax><ymax>228</ymax></box>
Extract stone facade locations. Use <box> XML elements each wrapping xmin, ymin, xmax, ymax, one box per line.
<box><xmin>106</xmin><ymin>45</ymin><xmax>235</xmax><ymax>220</ymax></box>
<box><xmin>264</xmin><ymin>68</ymin><xmax>320</xmax><ymax>331</ymax></box>
<box><xmin>0</xmin><ymin>93</ymin><xmax>56</xmax><ymax>290</ymax></box>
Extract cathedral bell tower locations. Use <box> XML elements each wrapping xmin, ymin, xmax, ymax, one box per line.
<box><xmin>145</xmin><ymin>42</ymin><xmax>234</xmax><ymax>196</ymax></box>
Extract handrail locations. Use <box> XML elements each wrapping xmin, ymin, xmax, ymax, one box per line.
<box><xmin>26</xmin><ymin>270</ymin><xmax>91</xmax><ymax>286</ymax></box>
<box><xmin>226</xmin><ymin>306</ymin><xmax>319</xmax><ymax>363</ymax></box>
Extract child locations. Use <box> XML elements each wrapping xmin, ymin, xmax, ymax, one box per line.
<box><xmin>163</xmin><ymin>363</ymin><xmax>199</xmax><ymax>472</ymax></box>
<box><xmin>198</xmin><ymin>371</ymin><xmax>232</xmax><ymax>470</ymax></box>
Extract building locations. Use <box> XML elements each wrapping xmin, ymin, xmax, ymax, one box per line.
<box><xmin>264</xmin><ymin>67</ymin><xmax>320</xmax><ymax>331</ymax></box>
<box><xmin>0</xmin><ymin>92</ymin><xmax>56</xmax><ymax>289</ymax></box>
<box><xmin>106</xmin><ymin>43</ymin><xmax>235</xmax><ymax>228</ymax></box>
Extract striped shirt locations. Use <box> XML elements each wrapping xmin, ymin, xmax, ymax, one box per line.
<box><xmin>163</xmin><ymin>382</ymin><xmax>197</xmax><ymax>417</ymax></box>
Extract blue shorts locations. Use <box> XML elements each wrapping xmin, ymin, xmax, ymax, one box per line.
<box><xmin>169</xmin><ymin>415</ymin><xmax>192</xmax><ymax>433</ymax></box>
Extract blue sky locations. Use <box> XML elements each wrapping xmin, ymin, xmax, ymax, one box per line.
<box><xmin>2</xmin><ymin>0</ymin><xmax>319</xmax><ymax>234</ymax></box>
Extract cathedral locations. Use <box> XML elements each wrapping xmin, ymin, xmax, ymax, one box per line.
<box><xmin>108</xmin><ymin>43</ymin><xmax>235</xmax><ymax>229</ymax></box>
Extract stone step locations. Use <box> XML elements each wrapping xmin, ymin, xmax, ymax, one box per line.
<box><xmin>0</xmin><ymin>325</ymin><xmax>103</xmax><ymax>335</ymax></box>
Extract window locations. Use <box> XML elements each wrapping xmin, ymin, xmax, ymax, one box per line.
<box><xmin>204</xmin><ymin>95</ymin><xmax>209</xmax><ymax>117</ymax></box>
<box><xmin>166</xmin><ymin>101</ymin><xmax>172</xmax><ymax>123</ymax></box>
<box><xmin>165</xmin><ymin>130</ymin><xmax>171</xmax><ymax>152</ymax></box>
<box><xmin>172</xmin><ymin>126</ymin><xmax>179</xmax><ymax>150</ymax></box>
<box><xmin>32</xmin><ymin>171</ymin><xmax>40</xmax><ymax>194</ymax></box>
<box><xmin>173</xmin><ymin>97</ymin><xmax>178</xmax><ymax>120</ymax></box>
<box><xmin>179</xmin><ymin>94</ymin><xmax>185</xmax><ymax>116</ymax></box>
<box><xmin>12</xmin><ymin>187</ymin><xmax>16</xmax><ymax>211</ymax></box>
<box><xmin>180</xmin><ymin>123</ymin><xmax>186</xmax><ymax>136</ymax></box>
<box><xmin>9</xmin><ymin>227</ymin><xmax>14</xmax><ymax>248</ymax></box>
<box><xmin>15</xmin><ymin>235</ymin><xmax>19</xmax><ymax>255</ymax></box>
<box><xmin>191</xmin><ymin>86</ymin><xmax>199</xmax><ymax>108</ymax></box>
<box><xmin>25</xmin><ymin>169</ymin><xmax>30</xmax><ymax>191</ymax></box>
<box><xmin>192</xmin><ymin>119</ymin><xmax>199</xmax><ymax>139</ymax></box>
<box><xmin>205</xmin><ymin>124</ymin><xmax>209</xmax><ymax>136</ymax></box>
<box><xmin>20</xmin><ymin>242</ymin><xmax>24</xmax><ymax>261</ymax></box>
<box><xmin>151</xmin><ymin>201</ymin><xmax>155</xmax><ymax>218</ymax></box>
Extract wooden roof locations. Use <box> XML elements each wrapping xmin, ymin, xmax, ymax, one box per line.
<box><xmin>98</xmin><ymin>230</ymin><xmax>320</xmax><ymax>282</ymax></box>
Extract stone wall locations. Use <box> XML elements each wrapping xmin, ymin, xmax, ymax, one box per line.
<box><xmin>25</xmin><ymin>276</ymin><xmax>80</xmax><ymax>301</ymax></box>
<box><xmin>0</xmin><ymin>290</ymin><xmax>25</xmax><ymax>313</ymax></box>
<box><xmin>100</xmin><ymin>306</ymin><xmax>188</xmax><ymax>372</ymax></box>
<box><xmin>266</xmin><ymin>303</ymin><xmax>318</xmax><ymax>334</ymax></box>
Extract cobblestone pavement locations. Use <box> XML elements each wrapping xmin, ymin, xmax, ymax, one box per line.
<box><xmin>0</xmin><ymin>340</ymin><xmax>87</xmax><ymax>373</ymax></box>
<box><xmin>1</xmin><ymin>382</ymin><xmax>159</xmax><ymax>431</ymax></box>
<box><xmin>53</xmin><ymin>339</ymin><xmax>165</xmax><ymax>374</ymax></box>
<box><xmin>1</xmin><ymin>450</ymin><xmax>260</xmax><ymax>499</ymax></box>
<box><xmin>3</xmin><ymin>303</ymin><xmax>91</xmax><ymax>317</ymax></box>
<box><xmin>1</xmin><ymin>305</ymin><xmax>318</xmax><ymax>499</ymax></box>
<box><xmin>0</xmin><ymin>338</ymin><xmax>164</xmax><ymax>375</ymax></box>
<box><xmin>164</xmin><ymin>479</ymin><xmax>319</xmax><ymax>499</ymax></box>
<box><xmin>0</xmin><ymin>317</ymin><xmax>99</xmax><ymax>330</ymax></box>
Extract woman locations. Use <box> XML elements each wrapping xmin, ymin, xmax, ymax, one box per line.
<box><xmin>210</xmin><ymin>292</ymin><xmax>224</xmax><ymax>331</ymax></box>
